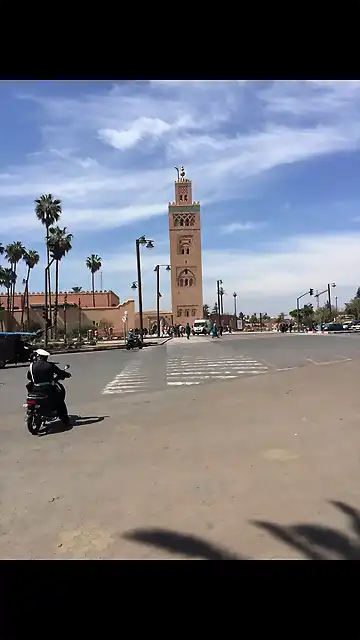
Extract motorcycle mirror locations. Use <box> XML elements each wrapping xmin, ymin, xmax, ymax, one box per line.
<box><xmin>64</xmin><ymin>364</ymin><xmax>70</xmax><ymax>370</ymax></box>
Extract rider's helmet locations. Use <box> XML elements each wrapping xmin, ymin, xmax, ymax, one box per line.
<box><xmin>35</xmin><ymin>348</ymin><xmax>50</xmax><ymax>360</ymax></box>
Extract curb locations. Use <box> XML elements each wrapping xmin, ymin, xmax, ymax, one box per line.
<box><xmin>49</xmin><ymin>338</ymin><xmax>171</xmax><ymax>356</ymax></box>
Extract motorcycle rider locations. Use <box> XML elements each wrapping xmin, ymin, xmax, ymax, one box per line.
<box><xmin>26</xmin><ymin>349</ymin><xmax>71</xmax><ymax>426</ymax></box>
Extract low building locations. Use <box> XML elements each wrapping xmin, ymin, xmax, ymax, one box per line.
<box><xmin>0</xmin><ymin>289</ymin><xmax>135</xmax><ymax>336</ymax></box>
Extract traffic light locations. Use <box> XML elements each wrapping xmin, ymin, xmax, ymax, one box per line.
<box><xmin>309</xmin><ymin>288</ymin><xmax>314</xmax><ymax>296</ymax></box>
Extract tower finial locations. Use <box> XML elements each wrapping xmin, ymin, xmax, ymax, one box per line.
<box><xmin>180</xmin><ymin>165</ymin><xmax>185</xmax><ymax>179</ymax></box>
<box><xmin>174</xmin><ymin>166</ymin><xmax>180</xmax><ymax>181</ymax></box>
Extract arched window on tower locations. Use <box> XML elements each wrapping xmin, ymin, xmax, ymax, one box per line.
<box><xmin>186</xmin><ymin>247</ymin><xmax>189</xmax><ymax>255</ymax></box>
<box><xmin>185</xmin><ymin>309</ymin><xmax>189</xmax><ymax>317</ymax></box>
<box><xmin>181</xmin><ymin>248</ymin><xmax>185</xmax><ymax>255</ymax></box>
<box><xmin>177</xmin><ymin>268</ymin><xmax>195</xmax><ymax>288</ymax></box>
<box><xmin>178</xmin><ymin>309</ymin><xmax>183</xmax><ymax>317</ymax></box>
<box><xmin>191</xmin><ymin>309</ymin><xmax>196</xmax><ymax>316</ymax></box>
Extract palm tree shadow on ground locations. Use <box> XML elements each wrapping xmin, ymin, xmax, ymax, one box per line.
<box><xmin>123</xmin><ymin>502</ymin><xmax>360</xmax><ymax>560</ymax></box>
<box><xmin>123</xmin><ymin>529</ymin><xmax>243</xmax><ymax>560</ymax></box>
<box><xmin>252</xmin><ymin>501</ymin><xmax>360</xmax><ymax>560</ymax></box>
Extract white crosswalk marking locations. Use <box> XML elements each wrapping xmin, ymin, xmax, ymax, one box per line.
<box><xmin>102</xmin><ymin>349</ymin><xmax>154</xmax><ymax>395</ymax></box>
<box><xmin>166</xmin><ymin>355</ymin><xmax>268</xmax><ymax>386</ymax></box>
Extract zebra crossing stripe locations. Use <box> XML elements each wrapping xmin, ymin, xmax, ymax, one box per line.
<box><xmin>166</xmin><ymin>355</ymin><xmax>268</xmax><ymax>386</ymax></box>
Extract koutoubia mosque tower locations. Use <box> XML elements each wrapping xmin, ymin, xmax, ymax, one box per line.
<box><xmin>168</xmin><ymin>166</ymin><xmax>203</xmax><ymax>321</ymax></box>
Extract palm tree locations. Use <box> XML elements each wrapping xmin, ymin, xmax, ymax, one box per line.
<box><xmin>5</xmin><ymin>241</ymin><xmax>25</xmax><ymax>313</ymax></box>
<box><xmin>21</xmin><ymin>249</ymin><xmax>40</xmax><ymax>329</ymax></box>
<box><xmin>72</xmin><ymin>286</ymin><xmax>83</xmax><ymax>293</ymax></box>
<box><xmin>34</xmin><ymin>194</ymin><xmax>62</xmax><ymax>326</ymax></box>
<box><xmin>47</xmin><ymin>226</ymin><xmax>73</xmax><ymax>338</ymax></box>
<box><xmin>86</xmin><ymin>254</ymin><xmax>102</xmax><ymax>307</ymax></box>
<box><xmin>1</xmin><ymin>267</ymin><xmax>17</xmax><ymax>327</ymax></box>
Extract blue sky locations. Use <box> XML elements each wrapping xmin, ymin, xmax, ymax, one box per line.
<box><xmin>1</xmin><ymin>79</ymin><xmax>360</xmax><ymax>315</ymax></box>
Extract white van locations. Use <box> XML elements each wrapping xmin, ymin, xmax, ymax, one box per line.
<box><xmin>192</xmin><ymin>319</ymin><xmax>212</xmax><ymax>335</ymax></box>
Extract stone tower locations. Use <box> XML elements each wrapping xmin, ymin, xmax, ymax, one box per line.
<box><xmin>168</xmin><ymin>166</ymin><xmax>204</xmax><ymax>322</ymax></box>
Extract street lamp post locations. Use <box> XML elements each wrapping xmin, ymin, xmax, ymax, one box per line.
<box><xmin>44</xmin><ymin>258</ymin><xmax>54</xmax><ymax>348</ymax></box>
<box><xmin>327</xmin><ymin>282</ymin><xmax>336</xmax><ymax>320</ymax></box>
<box><xmin>216</xmin><ymin>280</ymin><xmax>222</xmax><ymax>328</ymax></box>
<box><xmin>78</xmin><ymin>297</ymin><xmax>82</xmax><ymax>338</ymax></box>
<box><xmin>233</xmin><ymin>292</ymin><xmax>237</xmax><ymax>330</ymax></box>
<box><xmin>154</xmin><ymin>264</ymin><xmax>171</xmax><ymax>338</ymax></box>
<box><xmin>135</xmin><ymin>235</ymin><xmax>154</xmax><ymax>341</ymax></box>
<box><xmin>63</xmin><ymin>293</ymin><xmax>68</xmax><ymax>344</ymax></box>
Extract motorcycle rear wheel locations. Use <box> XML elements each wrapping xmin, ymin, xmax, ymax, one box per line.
<box><xmin>27</xmin><ymin>413</ymin><xmax>42</xmax><ymax>435</ymax></box>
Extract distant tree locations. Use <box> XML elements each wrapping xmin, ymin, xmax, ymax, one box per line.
<box><xmin>250</xmin><ymin>313</ymin><xmax>257</xmax><ymax>325</ymax></box>
<box><xmin>35</xmin><ymin>193</ymin><xmax>62</xmax><ymax>325</ymax></box>
<box><xmin>86</xmin><ymin>254</ymin><xmax>102</xmax><ymax>307</ymax></box>
<box><xmin>21</xmin><ymin>249</ymin><xmax>40</xmax><ymax>329</ymax></box>
<box><xmin>98</xmin><ymin>318</ymin><xmax>114</xmax><ymax>339</ymax></box>
<box><xmin>72</xmin><ymin>286</ymin><xmax>83</xmax><ymax>293</ymax></box>
<box><xmin>203</xmin><ymin>304</ymin><xmax>210</xmax><ymax>318</ymax></box>
<box><xmin>5</xmin><ymin>241</ymin><xmax>25</xmax><ymax>312</ymax></box>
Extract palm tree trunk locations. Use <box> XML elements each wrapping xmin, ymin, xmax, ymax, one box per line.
<box><xmin>92</xmin><ymin>272</ymin><xmax>95</xmax><ymax>307</ymax></box>
<box><xmin>20</xmin><ymin>268</ymin><xmax>30</xmax><ymax>330</ymax></box>
<box><xmin>27</xmin><ymin>278</ymin><xmax>31</xmax><ymax>328</ymax></box>
<box><xmin>12</xmin><ymin>263</ymin><xmax>18</xmax><ymax>314</ymax></box>
<box><xmin>54</xmin><ymin>259</ymin><xmax>59</xmax><ymax>339</ymax></box>
<box><xmin>9</xmin><ymin>263</ymin><xmax>14</xmax><ymax>315</ymax></box>
<box><xmin>46</xmin><ymin>227</ymin><xmax>52</xmax><ymax>335</ymax></box>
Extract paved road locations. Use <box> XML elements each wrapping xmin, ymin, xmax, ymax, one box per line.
<box><xmin>1</xmin><ymin>354</ymin><xmax>359</xmax><ymax>559</ymax></box>
<box><xmin>1</xmin><ymin>333</ymin><xmax>360</xmax><ymax>416</ymax></box>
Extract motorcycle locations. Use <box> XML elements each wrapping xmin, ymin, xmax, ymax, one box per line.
<box><xmin>125</xmin><ymin>336</ymin><xmax>143</xmax><ymax>350</ymax></box>
<box><xmin>24</xmin><ymin>364</ymin><xmax>71</xmax><ymax>435</ymax></box>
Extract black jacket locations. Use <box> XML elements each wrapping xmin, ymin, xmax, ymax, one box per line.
<box><xmin>27</xmin><ymin>360</ymin><xmax>69</xmax><ymax>385</ymax></box>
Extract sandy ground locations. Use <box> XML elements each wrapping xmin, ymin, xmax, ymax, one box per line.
<box><xmin>1</xmin><ymin>358</ymin><xmax>359</xmax><ymax>559</ymax></box>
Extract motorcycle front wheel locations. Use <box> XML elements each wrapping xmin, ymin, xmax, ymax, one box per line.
<box><xmin>27</xmin><ymin>413</ymin><xmax>42</xmax><ymax>435</ymax></box>
<box><xmin>138</xmin><ymin>342</ymin><xmax>143</xmax><ymax>349</ymax></box>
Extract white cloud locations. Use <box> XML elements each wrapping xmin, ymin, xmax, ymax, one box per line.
<box><xmin>220</xmin><ymin>221</ymin><xmax>262</xmax><ymax>234</ymax></box>
<box><xmin>98</xmin><ymin>117</ymin><xmax>172</xmax><ymax>151</ymax></box>
<box><xmin>1</xmin><ymin>80</ymin><xmax>359</xmax><ymax>235</ymax></box>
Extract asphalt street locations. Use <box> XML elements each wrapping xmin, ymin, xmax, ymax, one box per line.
<box><xmin>1</xmin><ymin>333</ymin><xmax>360</xmax><ymax>417</ymax></box>
<box><xmin>1</xmin><ymin>349</ymin><xmax>360</xmax><ymax>559</ymax></box>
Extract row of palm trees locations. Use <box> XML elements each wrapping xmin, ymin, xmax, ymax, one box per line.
<box><xmin>0</xmin><ymin>194</ymin><xmax>103</xmax><ymax>334</ymax></box>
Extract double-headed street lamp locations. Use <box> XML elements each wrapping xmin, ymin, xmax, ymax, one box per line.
<box><xmin>134</xmin><ymin>235</ymin><xmax>154</xmax><ymax>341</ymax></box>
<box><xmin>154</xmin><ymin>264</ymin><xmax>171</xmax><ymax>338</ymax></box>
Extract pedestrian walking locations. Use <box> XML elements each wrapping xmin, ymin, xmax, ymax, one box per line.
<box><xmin>185</xmin><ymin>322</ymin><xmax>191</xmax><ymax>340</ymax></box>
